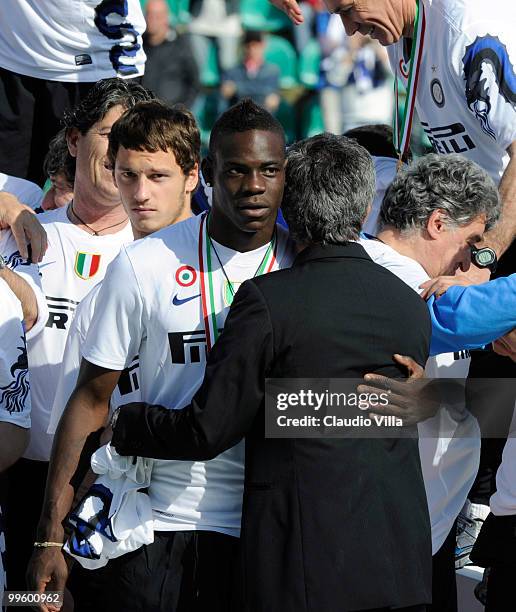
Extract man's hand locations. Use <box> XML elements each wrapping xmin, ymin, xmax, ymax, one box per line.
<box><xmin>419</xmin><ymin>270</ymin><xmax>483</xmax><ymax>300</ymax></box>
<box><xmin>357</xmin><ymin>354</ymin><xmax>441</xmax><ymax>426</ymax></box>
<box><xmin>26</xmin><ymin>547</ymin><xmax>69</xmax><ymax>612</ymax></box>
<box><xmin>493</xmin><ymin>329</ymin><xmax>516</xmax><ymax>362</ymax></box>
<box><xmin>0</xmin><ymin>192</ymin><xmax>47</xmax><ymax>262</ymax></box>
<box><xmin>269</xmin><ymin>0</ymin><xmax>304</xmax><ymax>24</ymax></box>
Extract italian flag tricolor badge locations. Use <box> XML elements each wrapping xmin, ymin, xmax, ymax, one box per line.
<box><xmin>74</xmin><ymin>252</ymin><xmax>101</xmax><ymax>280</ymax></box>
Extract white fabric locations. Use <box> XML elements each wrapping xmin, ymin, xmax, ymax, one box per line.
<box><xmin>0</xmin><ymin>278</ymin><xmax>30</xmax><ymax>428</ymax></box>
<box><xmin>47</xmin><ymin>283</ymin><xmax>141</xmax><ymax>434</ymax></box>
<box><xmin>387</xmin><ymin>0</ymin><xmax>516</xmax><ymax>184</ymax></box>
<box><xmin>360</xmin><ymin>237</ymin><xmax>480</xmax><ymax>554</ymax></box>
<box><xmin>1</xmin><ymin>205</ymin><xmax>133</xmax><ymax>461</ymax></box>
<box><xmin>0</xmin><ymin>0</ymin><xmax>146</xmax><ymax>82</ymax></box>
<box><xmin>0</xmin><ymin>173</ymin><xmax>43</xmax><ymax>209</ymax></box>
<box><xmin>490</xmin><ymin>408</ymin><xmax>516</xmax><ymax>515</ymax></box>
<box><xmin>362</xmin><ymin>156</ymin><xmax>399</xmax><ymax>236</ymax></box>
<box><xmin>0</xmin><ymin>280</ymin><xmax>30</xmax><ymax>602</ymax></box>
<box><xmin>64</xmin><ymin>443</ymin><xmax>154</xmax><ymax>569</ymax></box>
<box><xmin>83</xmin><ymin>215</ymin><xmax>295</xmax><ymax>538</ymax></box>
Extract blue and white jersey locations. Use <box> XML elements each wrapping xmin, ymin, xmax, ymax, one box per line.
<box><xmin>0</xmin><ymin>1</ymin><xmax>146</xmax><ymax>82</ymax></box>
<box><xmin>387</xmin><ymin>0</ymin><xmax>516</xmax><ymax>184</ymax></box>
<box><xmin>0</xmin><ymin>280</ymin><xmax>31</xmax><ymax>603</ymax></box>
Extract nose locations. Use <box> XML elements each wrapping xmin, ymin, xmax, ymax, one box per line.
<box><xmin>134</xmin><ymin>176</ymin><xmax>149</xmax><ymax>202</ymax></box>
<box><xmin>242</xmin><ymin>169</ymin><xmax>266</xmax><ymax>195</ymax></box>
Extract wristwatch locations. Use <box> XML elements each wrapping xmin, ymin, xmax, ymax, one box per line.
<box><xmin>470</xmin><ymin>245</ymin><xmax>497</xmax><ymax>273</ymax></box>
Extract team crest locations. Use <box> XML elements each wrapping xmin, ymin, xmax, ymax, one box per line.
<box><xmin>175</xmin><ymin>265</ymin><xmax>197</xmax><ymax>287</ymax></box>
<box><xmin>430</xmin><ymin>78</ymin><xmax>445</xmax><ymax>108</ymax></box>
<box><xmin>74</xmin><ymin>252</ymin><xmax>101</xmax><ymax>280</ymax></box>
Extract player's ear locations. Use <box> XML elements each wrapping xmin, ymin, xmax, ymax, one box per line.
<box><xmin>201</xmin><ymin>156</ymin><xmax>214</xmax><ymax>187</ymax></box>
<box><xmin>66</xmin><ymin>127</ymin><xmax>80</xmax><ymax>158</ymax></box>
<box><xmin>185</xmin><ymin>163</ymin><xmax>199</xmax><ymax>193</ymax></box>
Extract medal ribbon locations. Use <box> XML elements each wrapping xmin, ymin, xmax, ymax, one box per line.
<box><xmin>393</xmin><ymin>0</ymin><xmax>426</xmax><ymax>169</ymax></box>
<box><xmin>198</xmin><ymin>212</ymin><xmax>277</xmax><ymax>353</ymax></box>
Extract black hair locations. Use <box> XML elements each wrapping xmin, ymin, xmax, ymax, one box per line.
<box><xmin>62</xmin><ymin>77</ymin><xmax>155</xmax><ymax>135</ymax></box>
<box><xmin>43</xmin><ymin>128</ymin><xmax>75</xmax><ymax>186</ymax></box>
<box><xmin>343</xmin><ymin>124</ymin><xmax>412</xmax><ymax>163</ymax></box>
<box><xmin>208</xmin><ymin>98</ymin><xmax>285</xmax><ymax>157</ymax></box>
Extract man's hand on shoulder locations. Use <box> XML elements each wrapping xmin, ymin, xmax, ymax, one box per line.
<box><xmin>0</xmin><ymin>191</ymin><xmax>47</xmax><ymax>262</ymax></box>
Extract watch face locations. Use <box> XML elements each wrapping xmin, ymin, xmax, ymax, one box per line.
<box><xmin>476</xmin><ymin>249</ymin><xmax>496</xmax><ymax>266</ymax></box>
<box><xmin>471</xmin><ymin>246</ymin><xmax>496</xmax><ymax>269</ymax></box>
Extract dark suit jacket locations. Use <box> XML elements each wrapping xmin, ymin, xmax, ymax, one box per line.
<box><xmin>113</xmin><ymin>243</ymin><xmax>432</xmax><ymax>612</ymax></box>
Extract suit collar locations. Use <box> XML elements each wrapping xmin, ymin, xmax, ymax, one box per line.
<box><xmin>293</xmin><ymin>242</ymin><xmax>372</xmax><ymax>266</ymax></box>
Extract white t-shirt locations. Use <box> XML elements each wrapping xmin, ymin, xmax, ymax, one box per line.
<box><xmin>387</xmin><ymin>0</ymin><xmax>516</xmax><ymax>184</ymax></box>
<box><xmin>83</xmin><ymin>214</ymin><xmax>295</xmax><ymax>537</ymax></box>
<box><xmin>1</xmin><ymin>205</ymin><xmax>133</xmax><ymax>461</ymax></box>
<box><xmin>360</xmin><ymin>237</ymin><xmax>480</xmax><ymax>554</ymax></box>
<box><xmin>0</xmin><ymin>280</ymin><xmax>31</xmax><ymax>600</ymax></box>
<box><xmin>47</xmin><ymin>283</ymin><xmax>141</xmax><ymax>434</ymax></box>
<box><xmin>0</xmin><ymin>0</ymin><xmax>146</xmax><ymax>82</ymax></box>
<box><xmin>0</xmin><ymin>173</ymin><xmax>43</xmax><ymax>209</ymax></box>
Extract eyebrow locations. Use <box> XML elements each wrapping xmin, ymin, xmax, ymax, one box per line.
<box><xmin>117</xmin><ymin>166</ymin><xmax>172</xmax><ymax>173</ymax></box>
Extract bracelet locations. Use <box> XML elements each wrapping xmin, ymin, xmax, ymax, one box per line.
<box><xmin>33</xmin><ymin>541</ymin><xmax>63</xmax><ymax>548</ymax></box>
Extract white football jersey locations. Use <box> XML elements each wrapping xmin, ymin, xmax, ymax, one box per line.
<box><xmin>83</xmin><ymin>214</ymin><xmax>295</xmax><ymax>537</ymax></box>
<box><xmin>387</xmin><ymin>0</ymin><xmax>516</xmax><ymax>184</ymax></box>
<box><xmin>47</xmin><ymin>283</ymin><xmax>141</xmax><ymax>435</ymax></box>
<box><xmin>0</xmin><ymin>0</ymin><xmax>146</xmax><ymax>82</ymax></box>
<box><xmin>360</xmin><ymin>237</ymin><xmax>480</xmax><ymax>554</ymax></box>
<box><xmin>1</xmin><ymin>205</ymin><xmax>133</xmax><ymax>461</ymax></box>
<box><xmin>0</xmin><ymin>280</ymin><xmax>31</xmax><ymax>600</ymax></box>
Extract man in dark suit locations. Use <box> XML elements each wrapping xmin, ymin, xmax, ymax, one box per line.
<box><xmin>112</xmin><ymin>133</ymin><xmax>432</xmax><ymax>611</ymax></box>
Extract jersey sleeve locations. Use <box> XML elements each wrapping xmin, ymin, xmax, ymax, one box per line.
<box><xmin>0</xmin><ymin>280</ymin><xmax>30</xmax><ymax>429</ymax></box>
<box><xmin>82</xmin><ymin>247</ymin><xmax>146</xmax><ymax>371</ymax></box>
<box><xmin>428</xmin><ymin>274</ymin><xmax>516</xmax><ymax>355</ymax></box>
<box><xmin>460</xmin><ymin>26</ymin><xmax>516</xmax><ymax>150</ymax></box>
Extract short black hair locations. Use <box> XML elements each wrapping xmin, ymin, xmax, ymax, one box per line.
<box><xmin>62</xmin><ymin>77</ymin><xmax>155</xmax><ymax>134</ymax></box>
<box><xmin>344</xmin><ymin>124</ymin><xmax>412</xmax><ymax>163</ymax></box>
<box><xmin>208</xmin><ymin>98</ymin><xmax>285</xmax><ymax>158</ymax></box>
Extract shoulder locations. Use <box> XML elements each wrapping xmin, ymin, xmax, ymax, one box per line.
<box><xmin>35</xmin><ymin>205</ymin><xmax>69</xmax><ymax>227</ymax></box>
<box><xmin>0</xmin><ymin>173</ymin><xmax>43</xmax><ymax>208</ymax></box>
<box><xmin>124</xmin><ymin>215</ymin><xmax>200</xmax><ymax>264</ymax></box>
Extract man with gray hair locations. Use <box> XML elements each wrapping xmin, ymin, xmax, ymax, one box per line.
<box><xmin>360</xmin><ymin>152</ymin><xmax>503</xmax><ymax>612</ymax></box>
<box><xmin>109</xmin><ymin>133</ymin><xmax>434</xmax><ymax>611</ymax></box>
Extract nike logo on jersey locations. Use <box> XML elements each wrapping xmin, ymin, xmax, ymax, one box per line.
<box><xmin>172</xmin><ymin>293</ymin><xmax>201</xmax><ymax>306</ymax></box>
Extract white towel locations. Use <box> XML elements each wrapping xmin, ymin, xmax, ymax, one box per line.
<box><xmin>64</xmin><ymin>443</ymin><xmax>155</xmax><ymax>569</ymax></box>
